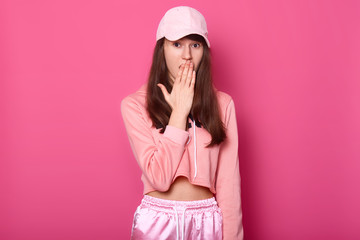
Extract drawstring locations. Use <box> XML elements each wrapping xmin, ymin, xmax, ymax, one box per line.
<box><xmin>171</xmin><ymin>206</ymin><xmax>188</xmax><ymax>240</ymax></box>
<box><xmin>181</xmin><ymin>207</ymin><xmax>188</xmax><ymax>240</ymax></box>
<box><xmin>188</xmin><ymin>114</ymin><xmax>198</xmax><ymax>181</ymax></box>
<box><xmin>193</xmin><ymin>119</ymin><xmax>197</xmax><ymax>181</ymax></box>
<box><xmin>172</xmin><ymin>207</ymin><xmax>180</xmax><ymax>240</ymax></box>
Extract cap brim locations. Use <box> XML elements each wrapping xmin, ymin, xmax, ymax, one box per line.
<box><xmin>164</xmin><ymin>31</ymin><xmax>210</xmax><ymax>48</ymax></box>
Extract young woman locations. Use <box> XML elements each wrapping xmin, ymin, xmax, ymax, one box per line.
<box><xmin>121</xmin><ymin>6</ymin><xmax>243</xmax><ymax>240</ymax></box>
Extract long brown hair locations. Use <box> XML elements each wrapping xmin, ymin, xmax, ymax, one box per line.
<box><xmin>146</xmin><ymin>34</ymin><xmax>226</xmax><ymax>147</ymax></box>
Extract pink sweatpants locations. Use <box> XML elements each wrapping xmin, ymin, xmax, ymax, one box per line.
<box><xmin>131</xmin><ymin>195</ymin><xmax>223</xmax><ymax>240</ymax></box>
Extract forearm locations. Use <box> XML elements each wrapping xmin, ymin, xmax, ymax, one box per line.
<box><xmin>121</xmin><ymin>97</ymin><xmax>190</xmax><ymax>192</ymax></box>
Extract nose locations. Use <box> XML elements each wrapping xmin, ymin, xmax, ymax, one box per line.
<box><xmin>181</xmin><ymin>45</ymin><xmax>192</xmax><ymax>61</ymax></box>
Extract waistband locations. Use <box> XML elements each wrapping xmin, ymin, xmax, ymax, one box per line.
<box><xmin>141</xmin><ymin>195</ymin><xmax>219</xmax><ymax>214</ymax></box>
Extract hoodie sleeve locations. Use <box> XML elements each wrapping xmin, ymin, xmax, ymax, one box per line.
<box><xmin>121</xmin><ymin>96</ymin><xmax>189</xmax><ymax>192</ymax></box>
<box><xmin>215</xmin><ymin>99</ymin><xmax>244</xmax><ymax>240</ymax></box>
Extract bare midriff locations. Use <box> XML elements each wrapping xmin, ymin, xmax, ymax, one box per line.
<box><xmin>146</xmin><ymin>176</ymin><xmax>214</xmax><ymax>201</ymax></box>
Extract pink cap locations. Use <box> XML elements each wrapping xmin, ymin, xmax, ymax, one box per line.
<box><xmin>156</xmin><ymin>6</ymin><xmax>210</xmax><ymax>48</ymax></box>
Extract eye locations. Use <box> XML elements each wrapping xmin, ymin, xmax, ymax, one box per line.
<box><xmin>192</xmin><ymin>43</ymin><xmax>201</xmax><ymax>48</ymax></box>
<box><xmin>173</xmin><ymin>42</ymin><xmax>181</xmax><ymax>47</ymax></box>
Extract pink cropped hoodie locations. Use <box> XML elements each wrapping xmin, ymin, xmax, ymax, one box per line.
<box><xmin>121</xmin><ymin>84</ymin><xmax>243</xmax><ymax>240</ymax></box>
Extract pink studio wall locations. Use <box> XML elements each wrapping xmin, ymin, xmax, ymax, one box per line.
<box><xmin>1</xmin><ymin>0</ymin><xmax>359</xmax><ymax>239</ymax></box>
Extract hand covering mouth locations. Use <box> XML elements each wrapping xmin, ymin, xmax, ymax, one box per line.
<box><xmin>179</xmin><ymin>62</ymin><xmax>193</xmax><ymax>68</ymax></box>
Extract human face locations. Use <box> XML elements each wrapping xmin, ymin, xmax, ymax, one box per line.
<box><xmin>163</xmin><ymin>36</ymin><xmax>204</xmax><ymax>85</ymax></box>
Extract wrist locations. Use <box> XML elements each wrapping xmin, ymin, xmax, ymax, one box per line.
<box><xmin>171</xmin><ymin>109</ymin><xmax>189</xmax><ymax>118</ymax></box>
<box><xmin>168</xmin><ymin>110</ymin><xmax>188</xmax><ymax>130</ymax></box>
